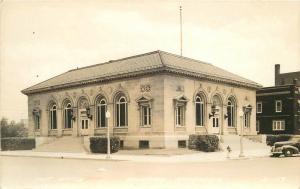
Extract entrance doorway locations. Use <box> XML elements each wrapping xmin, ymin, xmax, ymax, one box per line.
<box><xmin>79</xmin><ymin>109</ymin><xmax>89</xmax><ymax>136</ymax></box>
<box><xmin>212</xmin><ymin>116</ymin><xmax>220</xmax><ymax>134</ymax></box>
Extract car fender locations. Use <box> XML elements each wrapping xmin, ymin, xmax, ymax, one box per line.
<box><xmin>282</xmin><ymin>145</ymin><xmax>299</xmax><ymax>154</ymax></box>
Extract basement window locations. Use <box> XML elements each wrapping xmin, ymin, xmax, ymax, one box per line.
<box><xmin>139</xmin><ymin>140</ymin><xmax>149</xmax><ymax>149</ymax></box>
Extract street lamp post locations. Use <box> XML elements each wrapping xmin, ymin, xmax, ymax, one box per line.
<box><xmin>105</xmin><ymin>110</ymin><xmax>111</xmax><ymax>159</ymax></box>
<box><xmin>239</xmin><ymin>109</ymin><xmax>245</xmax><ymax>158</ymax></box>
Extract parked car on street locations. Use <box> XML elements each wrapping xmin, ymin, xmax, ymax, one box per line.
<box><xmin>271</xmin><ymin>139</ymin><xmax>300</xmax><ymax>157</ymax></box>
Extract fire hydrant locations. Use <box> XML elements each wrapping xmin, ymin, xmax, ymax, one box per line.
<box><xmin>226</xmin><ymin>145</ymin><xmax>232</xmax><ymax>159</ymax></box>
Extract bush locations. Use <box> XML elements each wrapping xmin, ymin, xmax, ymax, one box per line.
<box><xmin>266</xmin><ymin>135</ymin><xmax>292</xmax><ymax>146</ymax></box>
<box><xmin>188</xmin><ymin>134</ymin><xmax>219</xmax><ymax>152</ymax></box>
<box><xmin>90</xmin><ymin>136</ymin><xmax>120</xmax><ymax>153</ymax></box>
<box><xmin>1</xmin><ymin>138</ymin><xmax>35</xmax><ymax>151</ymax></box>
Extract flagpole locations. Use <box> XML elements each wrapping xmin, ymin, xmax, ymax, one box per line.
<box><xmin>180</xmin><ymin>5</ymin><xmax>183</xmax><ymax>56</ymax></box>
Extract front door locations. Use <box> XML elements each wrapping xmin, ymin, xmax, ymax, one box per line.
<box><xmin>212</xmin><ymin>116</ymin><xmax>220</xmax><ymax>134</ymax></box>
<box><xmin>79</xmin><ymin>109</ymin><xmax>89</xmax><ymax>136</ymax></box>
<box><xmin>80</xmin><ymin>118</ymin><xmax>89</xmax><ymax>136</ymax></box>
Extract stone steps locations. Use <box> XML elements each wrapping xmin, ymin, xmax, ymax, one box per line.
<box><xmin>220</xmin><ymin>135</ymin><xmax>269</xmax><ymax>152</ymax></box>
<box><xmin>34</xmin><ymin>136</ymin><xmax>86</xmax><ymax>153</ymax></box>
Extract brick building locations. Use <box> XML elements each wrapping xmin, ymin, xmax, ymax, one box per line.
<box><xmin>256</xmin><ymin>64</ymin><xmax>300</xmax><ymax>134</ymax></box>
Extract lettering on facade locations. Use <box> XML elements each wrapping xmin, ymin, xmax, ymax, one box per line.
<box><xmin>81</xmin><ymin>89</ymin><xmax>85</xmax><ymax>94</ymax></box>
<box><xmin>90</xmin><ymin>89</ymin><xmax>93</xmax><ymax>96</ymax></box>
<box><xmin>141</xmin><ymin>84</ymin><xmax>151</xmax><ymax>92</ymax></box>
<box><xmin>223</xmin><ymin>89</ymin><xmax>227</xmax><ymax>95</ymax></box>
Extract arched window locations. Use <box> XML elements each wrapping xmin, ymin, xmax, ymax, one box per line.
<box><xmin>50</xmin><ymin>104</ymin><xmax>57</xmax><ymax>130</ymax></box>
<box><xmin>227</xmin><ymin>97</ymin><xmax>236</xmax><ymax>127</ymax></box>
<box><xmin>116</xmin><ymin>96</ymin><xmax>128</xmax><ymax>127</ymax></box>
<box><xmin>97</xmin><ymin>98</ymin><xmax>107</xmax><ymax>128</ymax></box>
<box><xmin>195</xmin><ymin>95</ymin><xmax>204</xmax><ymax>126</ymax></box>
<box><xmin>64</xmin><ymin>103</ymin><xmax>73</xmax><ymax>129</ymax></box>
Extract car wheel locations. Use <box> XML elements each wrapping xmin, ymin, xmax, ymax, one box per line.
<box><xmin>284</xmin><ymin>149</ymin><xmax>293</xmax><ymax>157</ymax></box>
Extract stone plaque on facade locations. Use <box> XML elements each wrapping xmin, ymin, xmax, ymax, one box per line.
<box><xmin>141</xmin><ymin>84</ymin><xmax>151</xmax><ymax>92</ymax></box>
<box><xmin>176</xmin><ymin>85</ymin><xmax>184</xmax><ymax>92</ymax></box>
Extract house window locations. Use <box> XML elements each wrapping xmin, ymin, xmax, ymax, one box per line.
<box><xmin>116</xmin><ymin>96</ymin><xmax>127</xmax><ymax>127</ymax></box>
<box><xmin>176</xmin><ymin>105</ymin><xmax>185</xmax><ymax>126</ymax></box>
<box><xmin>33</xmin><ymin>110</ymin><xmax>40</xmax><ymax>130</ymax></box>
<box><xmin>174</xmin><ymin>96</ymin><xmax>188</xmax><ymax>127</ymax></box>
<box><xmin>195</xmin><ymin>95</ymin><xmax>204</xmax><ymax>126</ymax></box>
<box><xmin>275</xmin><ymin>100</ymin><xmax>282</xmax><ymax>112</ymax></box>
<box><xmin>35</xmin><ymin>115</ymin><xmax>40</xmax><ymax>130</ymax></box>
<box><xmin>257</xmin><ymin>102</ymin><xmax>262</xmax><ymax>113</ymax></box>
<box><xmin>272</xmin><ymin>120</ymin><xmax>285</xmax><ymax>131</ymax></box>
<box><xmin>137</xmin><ymin>96</ymin><xmax>152</xmax><ymax>127</ymax></box>
<box><xmin>139</xmin><ymin>140</ymin><xmax>149</xmax><ymax>149</ymax></box>
<box><xmin>50</xmin><ymin>104</ymin><xmax>57</xmax><ymax>130</ymax></box>
<box><xmin>244</xmin><ymin>112</ymin><xmax>250</xmax><ymax>128</ymax></box>
<box><xmin>96</xmin><ymin>99</ymin><xmax>107</xmax><ymax>128</ymax></box>
<box><xmin>227</xmin><ymin>97</ymin><xmax>236</xmax><ymax>127</ymax></box>
<box><xmin>64</xmin><ymin>103</ymin><xmax>73</xmax><ymax>129</ymax></box>
<box><xmin>178</xmin><ymin>140</ymin><xmax>187</xmax><ymax>148</ymax></box>
<box><xmin>142</xmin><ymin>106</ymin><xmax>151</xmax><ymax>126</ymax></box>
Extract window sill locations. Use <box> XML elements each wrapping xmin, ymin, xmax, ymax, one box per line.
<box><xmin>195</xmin><ymin>125</ymin><xmax>204</xmax><ymax>127</ymax></box>
<box><xmin>140</xmin><ymin>126</ymin><xmax>151</xmax><ymax>128</ymax></box>
<box><xmin>63</xmin><ymin>128</ymin><xmax>72</xmax><ymax>130</ymax></box>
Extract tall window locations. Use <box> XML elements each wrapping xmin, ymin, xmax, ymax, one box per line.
<box><xmin>33</xmin><ymin>109</ymin><xmax>40</xmax><ymax>130</ymax></box>
<box><xmin>176</xmin><ymin>105</ymin><xmax>184</xmax><ymax>126</ymax></box>
<box><xmin>97</xmin><ymin>99</ymin><xmax>107</xmax><ymax>128</ymax></box>
<box><xmin>50</xmin><ymin>104</ymin><xmax>57</xmax><ymax>130</ymax></box>
<box><xmin>257</xmin><ymin>102</ymin><xmax>262</xmax><ymax>113</ymax></box>
<box><xmin>227</xmin><ymin>98</ymin><xmax>236</xmax><ymax>127</ymax></box>
<box><xmin>244</xmin><ymin>112</ymin><xmax>250</xmax><ymax>128</ymax></box>
<box><xmin>116</xmin><ymin>96</ymin><xmax>128</xmax><ymax>127</ymax></box>
<box><xmin>174</xmin><ymin>96</ymin><xmax>188</xmax><ymax>127</ymax></box>
<box><xmin>275</xmin><ymin>100</ymin><xmax>282</xmax><ymax>112</ymax></box>
<box><xmin>35</xmin><ymin>115</ymin><xmax>40</xmax><ymax>130</ymax></box>
<box><xmin>195</xmin><ymin>95</ymin><xmax>204</xmax><ymax>126</ymax></box>
<box><xmin>272</xmin><ymin>120</ymin><xmax>285</xmax><ymax>131</ymax></box>
<box><xmin>137</xmin><ymin>96</ymin><xmax>152</xmax><ymax>127</ymax></box>
<box><xmin>64</xmin><ymin>103</ymin><xmax>72</xmax><ymax>129</ymax></box>
<box><xmin>142</xmin><ymin>105</ymin><xmax>151</xmax><ymax>126</ymax></box>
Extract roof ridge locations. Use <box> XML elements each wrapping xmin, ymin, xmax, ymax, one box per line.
<box><xmin>68</xmin><ymin>50</ymin><xmax>160</xmax><ymax>72</ymax></box>
<box><xmin>158</xmin><ymin>50</ymin><xmax>212</xmax><ymax>66</ymax></box>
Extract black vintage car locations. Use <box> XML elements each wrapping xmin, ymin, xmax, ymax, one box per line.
<box><xmin>271</xmin><ymin>139</ymin><xmax>300</xmax><ymax>157</ymax></box>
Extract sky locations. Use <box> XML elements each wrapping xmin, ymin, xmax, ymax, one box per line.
<box><xmin>0</xmin><ymin>0</ymin><xmax>300</xmax><ymax>121</ymax></box>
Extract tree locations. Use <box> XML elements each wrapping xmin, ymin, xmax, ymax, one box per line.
<box><xmin>0</xmin><ymin>117</ymin><xmax>28</xmax><ymax>138</ymax></box>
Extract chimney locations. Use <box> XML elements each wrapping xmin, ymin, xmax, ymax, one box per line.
<box><xmin>275</xmin><ymin>64</ymin><xmax>280</xmax><ymax>85</ymax></box>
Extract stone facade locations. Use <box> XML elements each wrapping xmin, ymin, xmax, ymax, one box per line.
<box><xmin>27</xmin><ymin>73</ymin><xmax>257</xmax><ymax>149</ymax></box>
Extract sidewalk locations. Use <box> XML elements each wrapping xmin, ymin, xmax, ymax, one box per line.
<box><xmin>0</xmin><ymin>148</ymin><xmax>271</xmax><ymax>163</ymax></box>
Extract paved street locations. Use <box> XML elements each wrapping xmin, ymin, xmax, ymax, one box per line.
<box><xmin>1</xmin><ymin>156</ymin><xmax>299</xmax><ymax>189</ymax></box>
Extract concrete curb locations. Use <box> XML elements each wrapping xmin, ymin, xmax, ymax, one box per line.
<box><xmin>0</xmin><ymin>151</ymin><xmax>271</xmax><ymax>163</ymax></box>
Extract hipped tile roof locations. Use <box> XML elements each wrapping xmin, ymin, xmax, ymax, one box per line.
<box><xmin>22</xmin><ymin>50</ymin><xmax>262</xmax><ymax>95</ymax></box>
